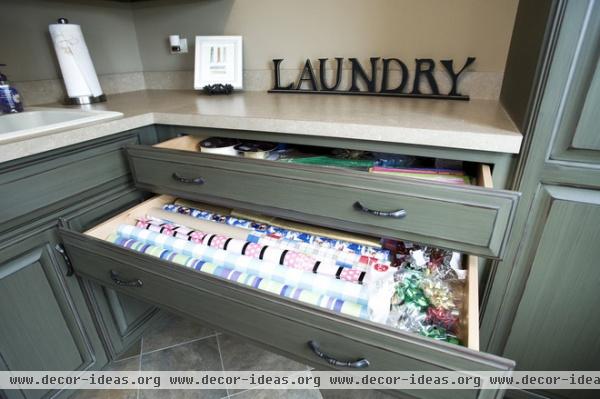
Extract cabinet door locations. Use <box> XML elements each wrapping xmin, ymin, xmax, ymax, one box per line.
<box><xmin>0</xmin><ymin>229</ymin><xmax>108</xmax><ymax>399</ymax></box>
<box><xmin>548</xmin><ymin>2</ymin><xmax>600</xmax><ymax>164</ymax></box>
<box><xmin>503</xmin><ymin>186</ymin><xmax>600</xmax><ymax>399</ymax></box>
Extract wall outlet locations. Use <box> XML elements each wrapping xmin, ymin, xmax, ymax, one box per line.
<box><xmin>169</xmin><ymin>37</ymin><xmax>188</xmax><ymax>54</ymax></box>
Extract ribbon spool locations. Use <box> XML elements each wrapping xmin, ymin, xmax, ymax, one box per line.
<box><xmin>234</xmin><ymin>141</ymin><xmax>277</xmax><ymax>159</ymax></box>
<box><xmin>198</xmin><ymin>137</ymin><xmax>239</xmax><ymax>156</ymax></box>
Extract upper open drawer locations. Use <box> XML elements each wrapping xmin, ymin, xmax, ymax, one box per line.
<box><xmin>126</xmin><ymin>135</ymin><xmax>520</xmax><ymax>258</ymax></box>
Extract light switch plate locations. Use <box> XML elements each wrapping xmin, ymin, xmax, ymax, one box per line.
<box><xmin>170</xmin><ymin>38</ymin><xmax>188</xmax><ymax>54</ymax></box>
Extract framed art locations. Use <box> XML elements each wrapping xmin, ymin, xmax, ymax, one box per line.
<box><xmin>194</xmin><ymin>36</ymin><xmax>243</xmax><ymax>90</ymax></box>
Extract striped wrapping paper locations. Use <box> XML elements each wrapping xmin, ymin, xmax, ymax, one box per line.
<box><xmin>107</xmin><ymin>234</ymin><xmax>368</xmax><ymax>319</ymax></box>
<box><xmin>136</xmin><ymin>217</ymin><xmax>366</xmax><ymax>284</ymax></box>
<box><xmin>246</xmin><ymin>233</ymin><xmax>383</xmax><ymax>270</ymax></box>
<box><xmin>115</xmin><ymin>224</ymin><xmax>370</xmax><ymax>306</ymax></box>
<box><xmin>161</xmin><ymin>203</ymin><xmax>390</xmax><ymax>260</ymax></box>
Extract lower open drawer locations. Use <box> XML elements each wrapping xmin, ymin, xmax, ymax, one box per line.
<box><xmin>58</xmin><ymin>195</ymin><xmax>514</xmax><ymax>399</ymax></box>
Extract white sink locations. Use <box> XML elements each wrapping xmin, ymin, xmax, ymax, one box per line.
<box><xmin>0</xmin><ymin>108</ymin><xmax>123</xmax><ymax>144</ymax></box>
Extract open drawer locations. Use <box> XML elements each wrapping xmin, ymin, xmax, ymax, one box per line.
<box><xmin>58</xmin><ymin>194</ymin><xmax>514</xmax><ymax>399</ymax></box>
<box><xmin>126</xmin><ymin>135</ymin><xmax>519</xmax><ymax>259</ymax></box>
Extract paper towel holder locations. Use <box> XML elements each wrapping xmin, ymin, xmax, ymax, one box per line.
<box><xmin>54</xmin><ymin>17</ymin><xmax>107</xmax><ymax>105</ymax></box>
<box><xmin>64</xmin><ymin>94</ymin><xmax>106</xmax><ymax>105</ymax></box>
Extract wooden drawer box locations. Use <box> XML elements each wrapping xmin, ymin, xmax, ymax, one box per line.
<box><xmin>126</xmin><ymin>136</ymin><xmax>519</xmax><ymax>259</ymax></box>
<box><xmin>59</xmin><ymin>195</ymin><xmax>514</xmax><ymax>399</ymax></box>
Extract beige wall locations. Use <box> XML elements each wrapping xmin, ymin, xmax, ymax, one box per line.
<box><xmin>1</xmin><ymin>0</ymin><xmax>143</xmax><ymax>82</ymax></box>
<box><xmin>2</xmin><ymin>0</ymin><xmax>518</xmax><ymax>100</ymax></box>
<box><xmin>132</xmin><ymin>0</ymin><xmax>519</xmax><ymax>73</ymax></box>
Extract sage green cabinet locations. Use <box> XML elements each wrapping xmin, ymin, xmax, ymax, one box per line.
<box><xmin>503</xmin><ymin>186</ymin><xmax>600</xmax><ymax>399</ymax></box>
<box><xmin>62</xmin><ymin>186</ymin><xmax>160</xmax><ymax>359</ymax></box>
<box><xmin>0</xmin><ymin>228</ymin><xmax>107</xmax><ymax>399</ymax></box>
<box><xmin>481</xmin><ymin>1</ymin><xmax>600</xmax><ymax>398</ymax></box>
<box><xmin>0</xmin><ymin>127</ymin><xmax>169</xmax><ymax>369</ymax></box>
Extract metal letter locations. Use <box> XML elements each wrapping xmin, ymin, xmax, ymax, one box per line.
<box><xmin>441</xmin><ymin>57</ymin><xmax>476</xmax><ymax>96</ymax></box>
<box><xmin>380</xmin><ymin>58</ymin><xmax>408</xmax><ymax>93</ymax></box>
<box><xmin>296</xmin><ymin>59</ymin><xmax>319</xmax><ymax>90</ymax></box>
<box><xmin>349</xmin><ymin>57</ymin><xmax>379</xmax><ymax>92</ymax></box>
<box><xmin>272</xmin><ymin>59</ymin><xmax>293</xmax><ymax>90</ymax></box>
<box><xmin>318</xmin><ymin>57</ymin><xmax>343</xmax><ymax>91</ymax></box>
<box><xmin>411</xmin><ymin>58</ymin><xmax>440</xmax><ymax>95</ymax></box>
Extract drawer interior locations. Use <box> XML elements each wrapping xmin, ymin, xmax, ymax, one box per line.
<box><xmin>84</xmin><ymin>194</ymin><xmax>480</xmax><ymax>351</ymax></box>
<box><xmin>153</xmin><ymin>135</ymin><xmax>494</xmax><ymax>189</ymax></box>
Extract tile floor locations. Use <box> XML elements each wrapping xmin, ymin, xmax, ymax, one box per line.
<box><xmin>71</xmin><ymin>312</ymin><xmax>394</xmax><ymax>399</ymax></box>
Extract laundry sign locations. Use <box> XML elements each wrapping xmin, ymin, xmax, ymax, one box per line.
<box><xmin>269</xmin><ymin>57</ymin><xmax>476</xmax><ymax>100</ymax></box>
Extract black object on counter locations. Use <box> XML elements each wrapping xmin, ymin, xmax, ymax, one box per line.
<box><xmin>202</xmin><ymin>84</ymin><xmax>234</xmax><ymax>95</ymax></box>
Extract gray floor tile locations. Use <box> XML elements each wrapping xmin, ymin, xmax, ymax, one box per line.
<box><xmin>105</xmin><ymin>356</ymin><xmax>141</xmax><ymax>372</ymax></box>
<box><xmin>69</xmin><ymin>356</ymin><xmax>140</xmax><ymax>399</ymax></box>
<box><xmin>218</xmin><ymin>334</ymin><xmax>308</xmax><ymax>372</ymax></box>
<box><xmin>140</xmin><ymin>337</ymin><xmax>226</xmax><ymax>399</ymax></box>
<box><xmin>114</xmin><ymin>338</ymin><xmax>142</xmax><ymax>362</ymax></box>
<box><xmin>141</xmin><ymin>312</ymin><xmax>215</xmax><ymax>353</ymax></box>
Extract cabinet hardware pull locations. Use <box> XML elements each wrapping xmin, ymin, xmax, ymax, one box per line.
<box><xmin>172</xmin><ymin>172</ymin><xmax>204</xmax><ymax>185</ymax></box>
<box><xmin>110</xmin><ymin>270</ymin><xmax>143</xmax><ymax>288</ymax></box>
<box><xmin>54</xmin><ymin>244</ymin><xmax>74</xmax><ymax>277</ymax></box>
<box><xmin>307</xmin><ymin>340</ymin><xmax>369</xmax><ymax>368</ymax></box>
<box><xmin>353</xmin><ymin>201</ymin><xmax>406</xmax><ymax>218</ymax></box>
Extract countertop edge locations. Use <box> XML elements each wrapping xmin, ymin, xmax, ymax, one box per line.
<box><xmin>1</xmin><ymin>107</ymin><xmax>523</xmax><ymax>164</ymax></box>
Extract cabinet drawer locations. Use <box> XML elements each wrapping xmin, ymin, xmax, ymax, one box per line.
<box><xmin>126</xmin><ymin>136</ymin><xmax>519</xmax><ymax>258</ymax></box>
<box><xmin>0</xmin><ymin>134</ymin><xmax>137</xmax><ymax>233</ymax></box>
<box><xmin>58</xmin><ymin>195</ymin><xmax>514</xmax><ymax>399</ymax></box>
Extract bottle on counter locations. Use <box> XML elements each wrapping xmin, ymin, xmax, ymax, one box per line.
<box><xmin>0</xmin><ymin>64</ymin><xmax>24</xmax><ymax>114</ymax></box>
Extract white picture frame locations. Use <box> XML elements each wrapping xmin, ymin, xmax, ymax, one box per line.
<box><xmin>194</xmin><ymin>36</ymin><xmax>243</xmax><ymax>90</ymax></box>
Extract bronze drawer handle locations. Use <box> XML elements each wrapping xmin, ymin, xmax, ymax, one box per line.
<box><xmin>172</xmin><ymin>172</ymin><xmax>205</xmax><ymax>185</ymax></box>
<box><xmin>110</xmin><ymin>270</ymin><xmax>143</xmax><ymax>288</ymax></box>
<box><xmin>353</xmin><ymin>201</ymin><xmax>406</xmax><ymax>218</ymax></box>
<box><xmin>308</xmin><ymin>340</ymin><xmax>369</xmax><ymax>368</ymax></box>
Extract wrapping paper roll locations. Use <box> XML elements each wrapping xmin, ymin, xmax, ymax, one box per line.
<box><xmin>174</xmin><ymin>198</ymin><xmax>380</xmax><ymax>248</ymax></box>
<box><xmin>149</xmin><ymin>208</ymin><xmax>250</xmax><ymax>240</ymax></box>
<box><xmin>49</xmin><ymin>22</ymin><xmax>103</xmax><ymax>98</ymax></box>
<box><xmin>148</xmin><ymin>210</ymin><xmax>380</xmax><ymax>270</ymax></box>
<box><xmin>136</xmin><ymin>216</ymin><xmax>367</xmax><ymax>284</ymax></box>
<box><xmin>108</xmin><ymin>234</ymin><xmax>367</xmax><ymax>319</ymax></box>
<box><xmin>115</xmin><ymin>225</ymin><xmax>370</xmax><ymax>305</ymax></box>
<box><xmin>230</xmin><ymin>209</ymin><xmax>382</xmax><ymax>248</ymax></box>
<box><xmin>163</xmin><ymin>203</ymin><xmax>390</xmax><ymax>260</ymax></box>
<box><xmin>246</xmin><ymin>233</ymin><xmax>381</xmax><ymax>270</ymax></box>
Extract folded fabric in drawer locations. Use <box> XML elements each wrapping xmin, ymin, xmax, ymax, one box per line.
<box><xmin>107</xmin><ymin>234</ymin><xmax>368</xmax><ymax>319</ymax></box>
<box><xmin>136</xmin><ymin>216</ymin><xmax>368</xmax><ymax>283</ymax></box>
<box><xmin>115</xmin><ymin>224</ymin><xmax>371</xmax><ymax>305</ymax></box>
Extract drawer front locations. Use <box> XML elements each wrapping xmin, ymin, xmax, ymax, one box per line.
<box><xmin>127</xmin><ymin>145</ymin><xmax>519</xmax><ymax>258</ymax></box>
<box><xmin>59</xmin><ymin>228</ymin><xmax>514</xmax><ymax>399</ymax></box>
<box><xmin>0</xmin><ymin>134</ymin><xmax>137</xmax><ymax>233</ymax></box>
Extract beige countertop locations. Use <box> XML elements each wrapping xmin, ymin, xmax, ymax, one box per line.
<box><xmin>0</xmin><ymin>90</ymin><xmax>522</xmax><ymax>163</ymax></box>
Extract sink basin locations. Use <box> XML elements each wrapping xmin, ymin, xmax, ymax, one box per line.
<box><xmin>0</xmin><ymin>108</ymin><xmax>123</xmax><ymax>144</ymax></box>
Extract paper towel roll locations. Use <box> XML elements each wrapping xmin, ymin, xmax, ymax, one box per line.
<box><xmin>49</xmin><ymin>22</ymin><xmax>103</xmax><ymax>98</ymax></box>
